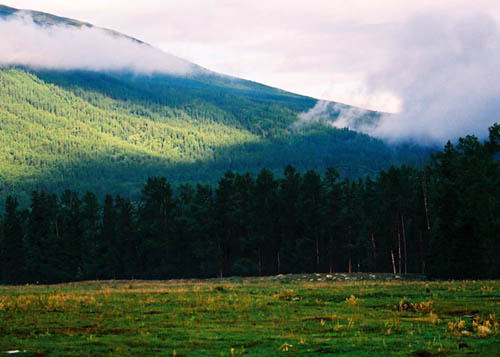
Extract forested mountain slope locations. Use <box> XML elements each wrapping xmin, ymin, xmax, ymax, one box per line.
<box><xmin>0</xmin><ymin>5</ymin><xmax>427</xmax><ymax>204</ymax></box>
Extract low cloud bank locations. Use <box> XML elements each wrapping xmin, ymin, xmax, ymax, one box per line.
<box><xmin>299</xmin><ymin>12</ymin><xmax>500</xmax><ymax>145</ymax></box>
<box><xmin>0</xmin><ymin>12</ymin><xmax>193</xmax><ymax>75</ymax></box>
<box><xmin>294</xmin><ymin>100</ymin><xmax>379</xmax><ymax>134</ymax></box>
<box><xmin>370</xmin><ymin>12</ymin><xmax>500</xmax><ymax>145</ymax></box>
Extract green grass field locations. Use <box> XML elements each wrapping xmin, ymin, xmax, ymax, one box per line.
<box><xmin>0</xmin><ymin>274</ymin><xmax>499</xmax><ymax>356</ymax></box>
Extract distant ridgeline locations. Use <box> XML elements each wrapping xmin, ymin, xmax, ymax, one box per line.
<box><xmin>0</xmin><ymin>67</ymin><xmax>427</xmax><ymax>205</ymax></box>
<box><xmin>1</xmin><ymin>125</ymin><xmax>499</xmax><ymax>282</ymax></box>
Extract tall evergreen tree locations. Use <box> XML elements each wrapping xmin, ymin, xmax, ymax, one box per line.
<box><xmin>253</xmin><ymin>168</ymin><xmax>279</xmax><ymax>274</ymax></box>
<box><xmin>26</xmin><ymin>191</ymin><xmax>58</xmax><ymax>283</ymax></box>
<box><xmin>231</xmin><ymin>173</ymin><xmax>257</xmax><ymax>276</ymax></box>
<box><xmin>174</xmin><ymin>184</ymin><xmax>197</xmax><ymax>277</ymax></box>
<box><xmin>59</xmin><ymin>190</ymin><xmax>83</xmax><ymax>280</ymax></box>
<box><xmin>138</xmin><ymin>177</ymin><xmax>176</xmax><ymax>278</ymax></box>
<box><xmin>115</xmin><ymin>195</ymin><xmax>138</xmax><ymax>279</ymax></box>
<box><xmin>190</xmin><ymin>184</ymin><xmax>217</xmax><ymax>277</ymax></box>
<box><xmin>300</xmin><ymin>169</ymin><xmax>325</xmax><ymax>272</ymax></box>
<box><xmin>323</xmin><ymin>168</ymin><xmax>342</xmax><ymax>273</ymax></box>
<box><xmin>2</xmin><ymin>196</ymin><xmax>25</xmax><ymax>283</ymax></box>
<box><xmin>278</xmin><ymin>165</ymin><xmax>302</xmax><ymax>273</ymax></box>
<box><xmin>100</xmin><ymin>194</ymin><xmax>117</xmax><ymax>279</ymax></box>
<box><xmin>214</xmin><ymin>170</ymin><xmax>237</xmax><ymax>277</ymax></box>
<box><xmin>81</xmin><ymin>191</ymin><xmax>101</xmax><ymax>280</ymax></box>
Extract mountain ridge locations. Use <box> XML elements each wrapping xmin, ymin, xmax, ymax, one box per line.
<box><xmin>0</xmin><ymin>4</ymin><xmax>344</xmax><ymax>105</ymax></box>
<box><xmin>0</xmin><ymin>5</ymin><xmax>425</xmax><ymax>206</ymax></box>
<box><xmin>0</xmin><ymin>4</ymin><xmax>144</xmax><ymax>43</ymax></box>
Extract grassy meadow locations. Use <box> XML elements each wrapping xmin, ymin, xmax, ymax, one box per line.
<box><xmin>0</xmin><ymin>274</ymin><xmax>499</xmax><ymax>356</ymax></box>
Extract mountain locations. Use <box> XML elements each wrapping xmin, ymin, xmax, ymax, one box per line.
<box><xmin>0</xmin><ymin>5</ymin><xmax>426</xmax><ymax>204</ymax></box>
<box><xmin>0</xmin><ymin>4</ymin><xmax>140</xmax><ymax>41</ymax></box>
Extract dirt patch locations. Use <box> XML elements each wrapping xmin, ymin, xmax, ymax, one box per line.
<box><xmin>443</xmin><ymin>309</ymin><xmax>479</xmax><ymax>316</ymax></box>
<box><xmin>302</xmin><ymin>316</ymin><xmax>341</xmax><ymax>322</ymax></box>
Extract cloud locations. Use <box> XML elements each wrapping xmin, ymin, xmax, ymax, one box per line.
<box><xmin>293</xmin><ymin>100</ymin><xmax>331</xmax><ymax>129</ymax></box>
<box><xmin>369</xmin><ymin>12</ymin><xmax>500</xmax><ymax>144</ymax></box>
<box><xmin>296</xmin><ymin>10</ymin><xmax>500</xmax><ymax>145</ymax></box>
<box><xmin>294</xmin><ymin>100</ymin><xmax>380</xmax><ymax>134</ymax></box>
<box><xmin>0</xmin><ymin>11</ymin><xmax>193</xmax><ymax>75</ymax></box>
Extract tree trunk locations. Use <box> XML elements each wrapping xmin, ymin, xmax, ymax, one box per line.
<box><xmin>348</xmin><ymin>228</ymin><xmax>352</xmax><ymax>273</ymax></box>
<box><xmin>391</xmin><ymin>249</ymin><xmax>396</xmax><ymax>274</ymax></box>
<box><xmin>258</xmin><ymin>247</ymin><xmax>262</xmax><ymax>276</ymax></box>
<box><xmin>371</xmin><ymin>231</ymin><xmax>377</xmax><ymax>271</ymax></box>
<box><xmin>224</xmin><ymin>246</ymin><xmax>230</xmax><ymax>277</ymax></box>
<box><xmin>135</xmin><ymin>242</ymin><xmax>142</xmax><ymax>279</ymax></box>
<box><xmin>55</xmin><ymin>218</ymin><xmax>59</xmax><ymax>238</ymax></box>
<box><xmin>328</xmin><ymin>235</ymin><xmax>334</xmax><ymax>274</ymax></box>
<box><xmin>418</xmin><ymin>230</ymin><xmax>426</xmax><ymax>274</ymax></box>
<box><xmin>217</xmin><ymin>237</ymin><xmax>224</xmax><ymax>278</ymax></box>
<box><xmin>315</xmin><ymin>230</ymin><xmax>320</xmax><ymax>272</ymax></box>
<box><xmin>401</xmin><ymin>214</ymin><xmax>407</xmax><ymax>274</ymax></box>
<box><xmin>422</xmin><ymin>171</ymin><xmax>431</xmax><ymax>230</ymax></box>
<box><xmin>397</xmin><ymin>222</ymin><xmax>402</xmax><ymax>274</ymax></box>
<box><xmin>277</xmin><ymin>250</ymin><xmax>280</xmax><ymax>274</ymax></box>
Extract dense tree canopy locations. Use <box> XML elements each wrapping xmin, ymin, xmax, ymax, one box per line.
<box><xmin>0</xmin><ymin>67</ymin><xmax>427</xmax><ymax>206</ymax></box>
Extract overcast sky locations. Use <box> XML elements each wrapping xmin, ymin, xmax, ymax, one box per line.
<box><xmin>4</xmin><ymin>0</ymin><xmax>499</xmax><ymax>113</ymax></box>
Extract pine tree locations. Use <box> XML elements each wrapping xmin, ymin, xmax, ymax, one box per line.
<box><xmin>190</xmin><ymin>184</ymin><xmax>217</xmax><ymax>277</ymax></box>
<box><xmin>59</xmin><ymin>190</ymin><xmax>83</xmax><ymax>280</ymax></box>
<box><xmin>2</xmin><ymin>196</ymin><xmax>25</xmax><ymax>283</ymax></box>
<box><xmin>115</xmin><ymin>195</ymin><xmax>138</xmax><ymax>279</ymax></box>
<box><xmin>323</xmin><ymin>168</ymin><xmax>342</xmax><ymax>273</ymax></box>
<box><xmin>253</xmin><ymin>168</ymin><xmax>279</xmax><ymax>274</ymax></box>
<box><xmin>81</xmin><ymin>191</ymin><xmax>101</xmax><ymax>280</ymax></box>
<box><xmin>26</xmin><ymin>191</ymin><xmax>58</xmax><ymax>283</ymax></box>
<box><xmin>138</xmin><ymin>177</ymin><xmax>176</xmax><ymax>278</ymax></box>
<box><xmin>214</xmin><ymin>170</ymin><xmax>237</xmax><ymax>277</ymax></box>
<box><xmin>300</xmin><ymin>169</ymin><xmax>325</xmax><ymax>272</ymax></box>
<box><xmin>100</xmin><ymin>194</ymin><xmax>117</xmax><ymax>279</ymax></box>
<box><xmin>278</xmin><ymin>165</ymin><xmax>302</xmax><ymax>272</ymax></box>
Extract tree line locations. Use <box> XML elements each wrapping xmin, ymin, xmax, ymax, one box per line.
<box><xmin>1</xmin><ymin>125</ymin><xmax>499</xmax><ymax>283</ymax></box>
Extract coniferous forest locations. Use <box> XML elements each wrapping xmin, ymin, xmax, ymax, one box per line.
<box><xmin>1</xmin><ymin>124</ymin><xmax>499</xmax><ymax>284</ymax></box>
<box><xmin>0</xmin><ymin>67</ymin><xmax>428</xmax><ymax>207</ymax></box>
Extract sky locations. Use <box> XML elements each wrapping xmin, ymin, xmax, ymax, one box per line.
<box><xmin>3</xmin><ymin>0</ymin><xmax>500</xmax><ymax>143</ymax></box>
